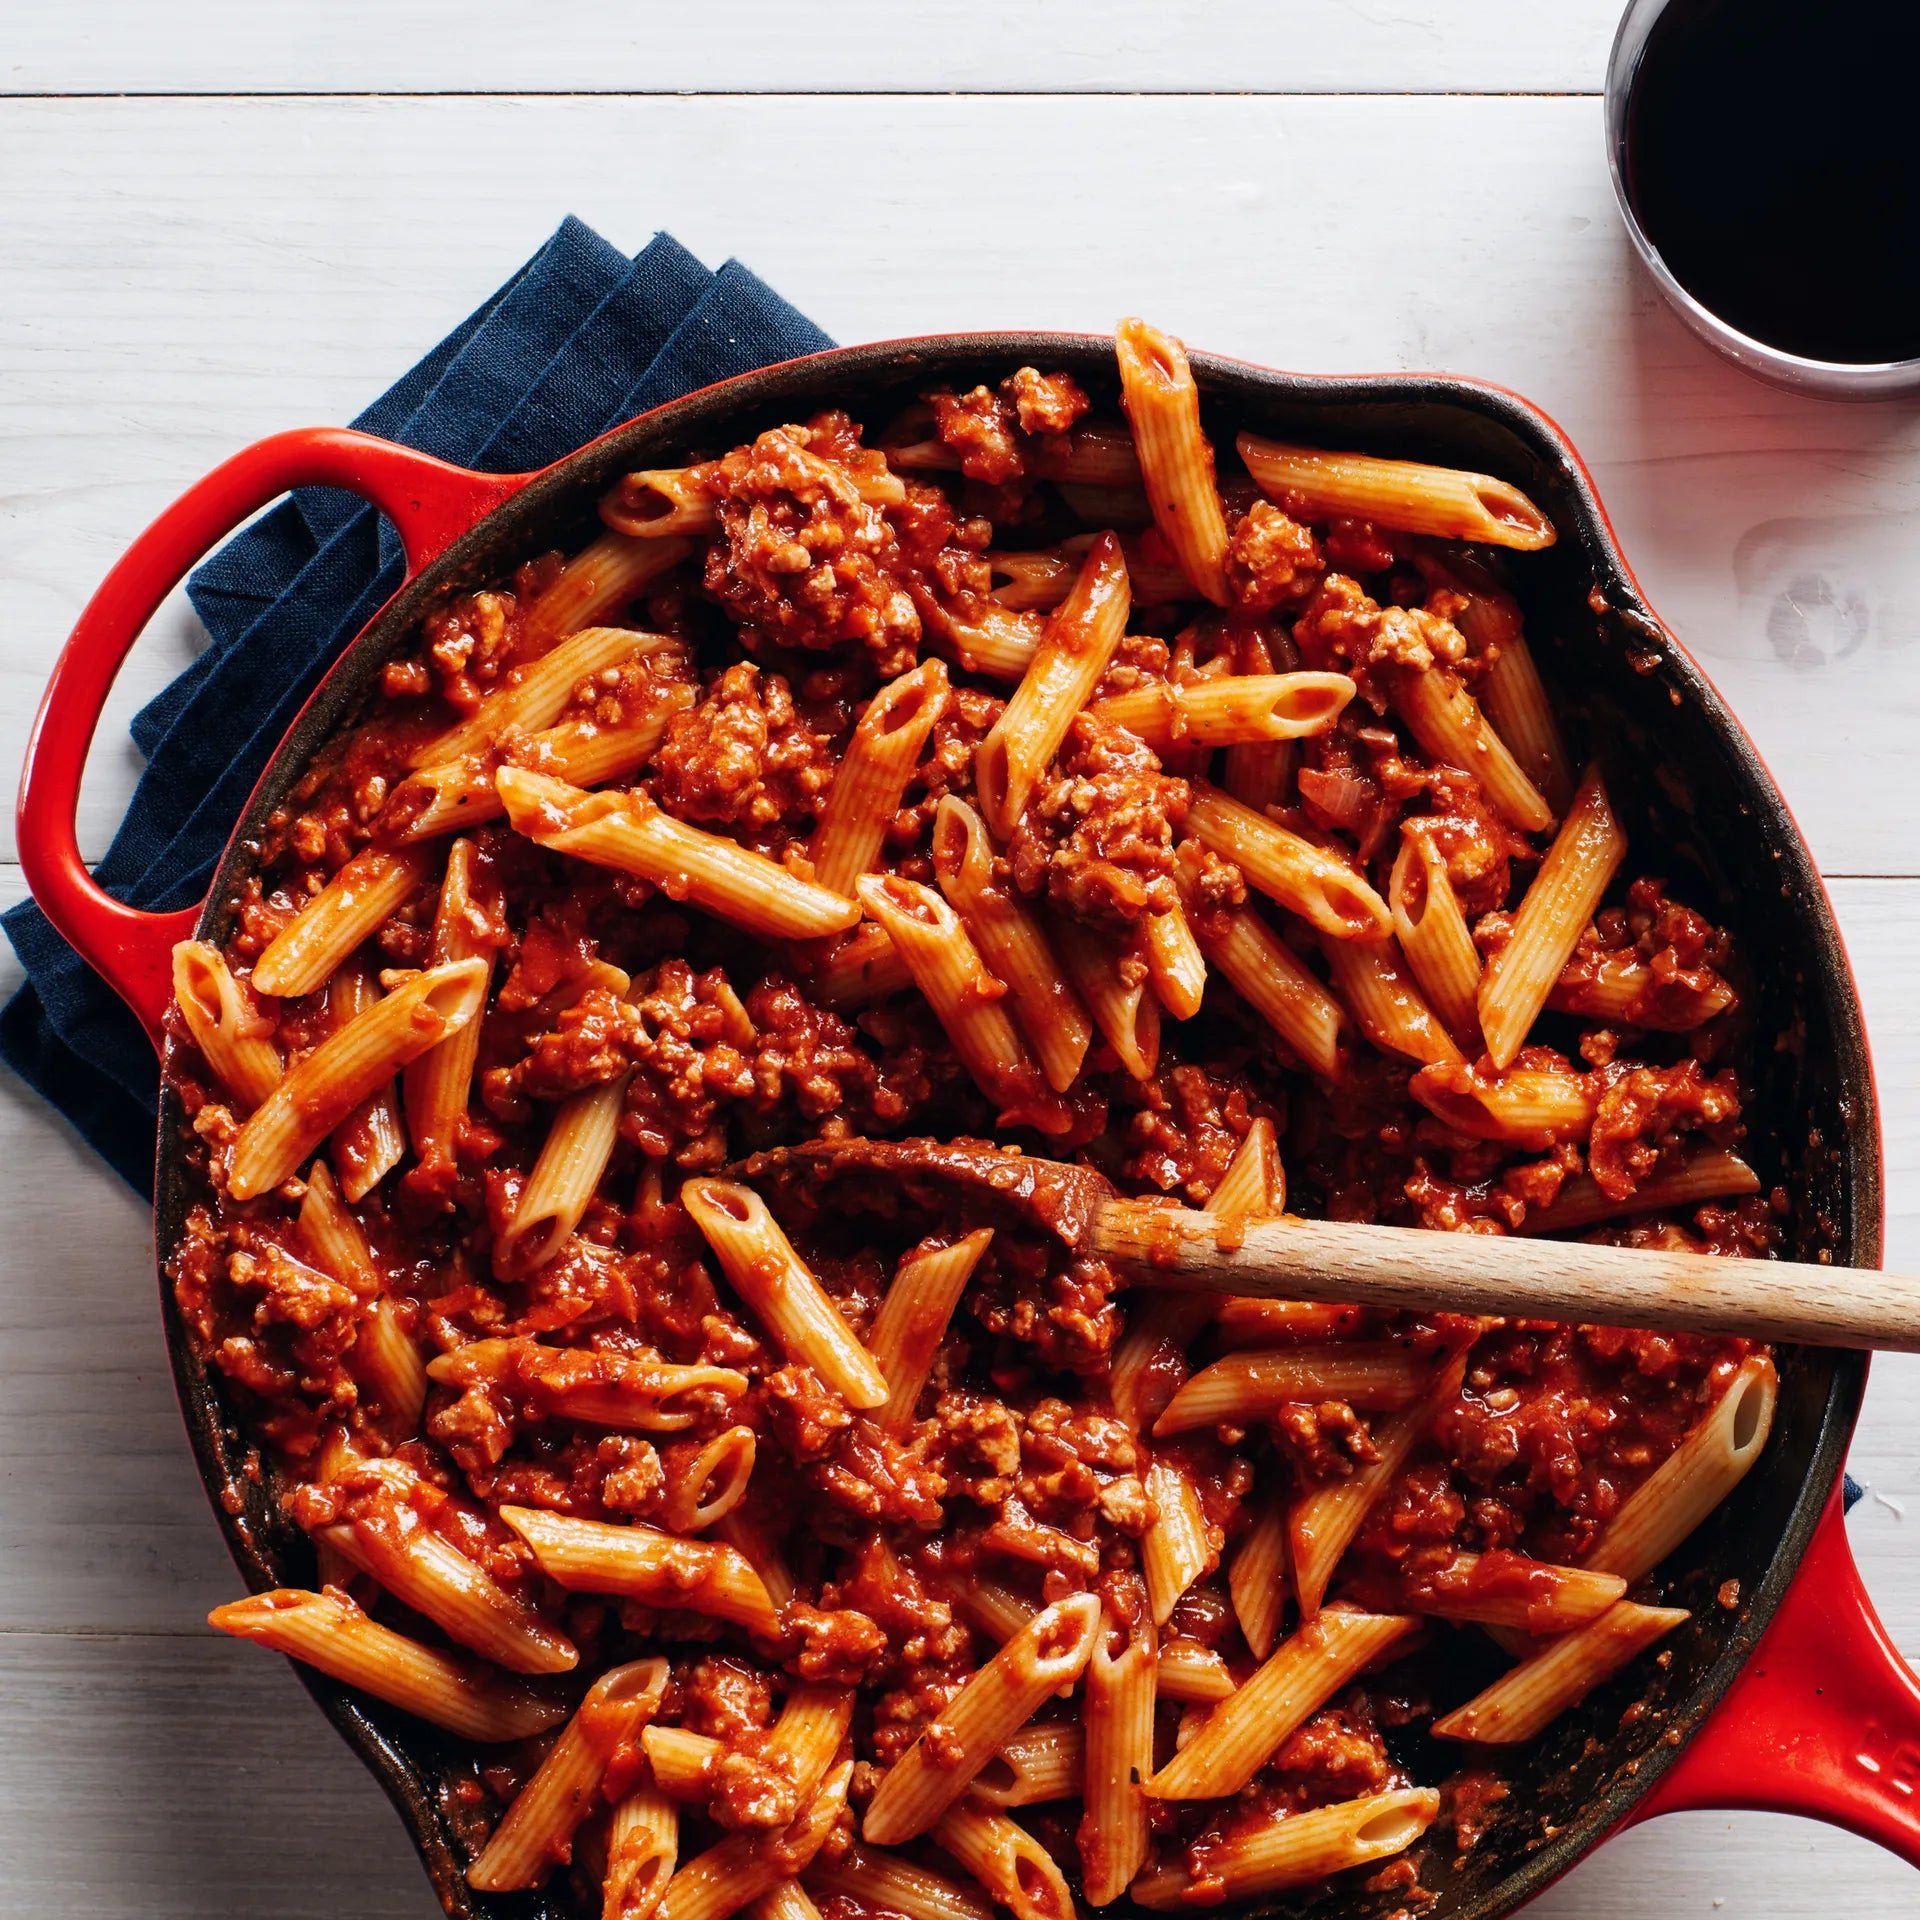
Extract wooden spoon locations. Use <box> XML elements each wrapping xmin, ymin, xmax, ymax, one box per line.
<box><xmin>746</xmin><ymin>1137</ymin><xmax>1907</xmax><ymax>1352</ymax></box>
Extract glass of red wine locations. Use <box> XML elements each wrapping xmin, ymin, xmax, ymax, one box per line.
<box><xmin>1607</xmin><ymin>0</ymin><xmax>1920</xmax><ymax>396</ymax></box>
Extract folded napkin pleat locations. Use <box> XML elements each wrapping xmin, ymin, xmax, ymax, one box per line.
<box><xmin>3</xmin><ymin>217</ymin><xmax>832</xmax><ymax>1193</ymax></box>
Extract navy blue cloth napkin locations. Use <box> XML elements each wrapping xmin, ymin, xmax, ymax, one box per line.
<box><xmin>2</xmin><ymin>218</ymin><xmax>831</xmax><ymax>1195</ymax></box>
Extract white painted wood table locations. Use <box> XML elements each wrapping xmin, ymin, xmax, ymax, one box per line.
<box><xmin>2</xmin><ymin>5</ymin><xmax>1917</xmax><ymax>1914</ymax></box>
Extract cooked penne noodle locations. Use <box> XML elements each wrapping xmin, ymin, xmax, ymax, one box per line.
<box><xmin>1408</xmin><ymin>1061</ymin><xmax>1598</xmax><ymax>1145</ymax></box>
<box><xmin>810</xmin><ymin>661</ymin><xmax>950</xmax><ymax>897</ymax></box>
<box><xmin>1144</xmin><ymin>1607</ymin><xmax>1417</xmax><ymax>1800</ymax></box>
<box><xmin>1155</xmin><ymin>1345</ymin><xmax>1431</xmax><ymax>1436</ymax></box>
<box><xmin>805</xmin><ymin>1844</ymin><xmax>993</xmax><ymax>1920</ymax></box>
<box><xmin>808</xmin><ymin>921</ymin><xmax>915</xmax><ymax>1012</ymax></box>
<box><xmin>974</xmin><ymin>531</ymin><xmax>1131</xmax><ymax>837</ymax></box>
<box><xmin>427</xmin><ymin>1337</ymin><xmax>747</xmax><ymax>1432</ymax></box>
<box><xmin>972</xmin><ymin>1719</ymin><xmax>1085</xmax><ymax>1807</ymax></box>
<box><xmin>1390</xmin><ymin>662</ymin><xmax>1554</xmax><ymax>834</ymax></box>
<box><xmin>1156</xmin><ymin>1638</ymin><xmax>1235</xmax><ymax>1703</ymax></box>
<box><xmin>931</xmin><ymin>797</ymin><xmax>1092</xmax><ymax>1093</ymax></box>
<box><xmin>655</xmin><ymin>1761</ymin><xmax>851</xmax><ymax>1920</ymax></box>
<box><xmin>1398</xmin><ymin>1552</ymin><xmax>1628</xmax><ymax>1632</ymax></box>
<box><xmin>746</xmin><ymin>1884</ymin><xmax>823</xmax><ymax>1920</ymax></box>
<box><xmin>1078</xmin><ymin>1610</ymin><xmax>1155</xmax><ymax>1904</ymax></box>
<box><xmin>501</xmin><ymin>1506</ymin><xmax>782</xmax><ymax>1636</ymax></box>
<box><xmin>606</xmin><ymin>1789</ymin><xmax>679</xmax><ymax>1920</ymax></box>
<box><xmin>1290</xmin><ymin>1353</ymin><xmax>1468</xmax><ymax>1616</ymax></box>
<box><xmin>1143</xmin><ymin>905</ymin><xmax>1207</xmax><ymax>1021</ymax></box>
<box><xmin>171</xmin><ymin>941</ymin><xmax>281</xmax><ymax>1109</ymax></box>
<box><xmin>1183</xmin><ymin>782</ymin><xmax>1392</xmax><ymax>943</ymax></box>
<box><xmin>1214</xmin><ymin>1297</ymin><xmax>1366</xmax><ymax>1348</ymax></box>
<box><xmin>936</xmin><ymin>1571</ymin><xmax>1042</xmax><ymax>1646</ymax></box>
<box><xmin>1222</xmin><ymin>626</ymin><xmax>1302</xmax><ymax>812</ymax></box>
<box><xmin>711</xmin><ymin>1508</ymin><xmax>797</xmax><ymax>1611</ymax></box>
<box><xmin>642</xmin><ymin>1726</ymin><xmax>721</xmax><ymax>1801</ymax></box>
<box><xmin>468</xmin><ymin>1658</ymin><xmax>669</xmax><ymax>1890</ymax></box>
<box><xmin>681</xmin><ymin>1179</ymin><xmax>890</xmax><ymax>1410</ymax></box>
<box><xmin>1478</xmin><ymin>764</ymin><xmax>1627</xmax><ymax>1069</ymax></box>
<box><xmin>296</xmin><ymin>1156</ymin><xmax>380</xmax><ymax>1291</ymax></box>
<box><xmin>934</xmin><ymin>600</ymin><xmax>1045</xmax><ymax>682</ymax></box>
<box><xmin>523</xmin><ymin>535</ymin><xmax>693</xmax><ymax>646</ymax></box>
<box><xmin>1229</xmin><ymin>1494</ymin><xmax>1291</xmax><ymax>1659</ymax></box>
<box><xmin>856</xmin><ymin>875</ymin><xmax>1070</xmax><ymax>1133</ymax></box>
<box><xmin>660</xmin><ymin>1427</ymin><xmax>758</xmax><ymax>1533</ymax></box>
<box><xmin>1050</xmin><ymin>917</ymin><xmax>1160</xmax><ymax>1082</ymax></box>
<box><xmin>885</xmin><ymin>415</ymin><xmax>1141</xmax><ymax>489</ymax></box>
<box><xmin>253</xmin><ymin>847</ymin><xmax>434</xmax><ymax>1000</ymax></box>
<box><xmin>931</xmin><ymin>1800</ymin><xmax>1075</xmax><ymax>1920</ymax></box>
<box><xmin>1130</xmin><ymin>1788</ymin><xmax>1441</xmax><ymax>1906</ymax></box>
<box><xmin>1518</xmin><ymin>1146</ymin><xmax>1761</xmax><ymax>1235</ymax></box>
<box><xmin>1209</xmin><ymin>1116</ymin><xmax>1285</xmax><ymax>1220</ymax></box>
<box><xmin>1115</xmin><ymin>319</ymin><xmax>1231</xmax><ymax>606</ymax></box>
<box><xmin>601</xmin><ymin>468</ymin><xmax>721</xmax><ymax>538</ymax></box>
<box><xmin>986</xmin><ymin>550</ymin><xmax>1076</xmax><ymax>611</ymax></box>
<box><xmin>325</xmin><ymin>961</ymin><xmax>408</xmax><ymax>1202</ymax></box>
<box><xmin>386</xmin><ymin>680</ymin><xmax>694</xmax><ymax>844</ymax></box>
<box><xmin>1142</xmin><ymin>1459</ymin><xmax>1217</xmax><ymax>1624</ymax></box>
<box><xmin>1587</xmin><ymin>1354</ymin><xmax>1777</xmax><ymax>1584</ymax></box>
<box><xmin>207</xmin><ymin>1587</ymin><xmax>565</xmax><ymax>1742</ymax></box>
<box><xmin>869</xmin><ymin>1229</ymin><xmax>996</xmax><ymax>1432</ymax></box>
<box><xmin>862</xmin><ymin>1593</ymin><xmax>1101</xmax><ymax>1845</ymax></box>
<box><xmin>499</xmin><ymin>1073</ymin><xmax>628</xmax><ymax>1274</ymax></box>
<box><xmin>1432</xmin><ymin>1602</ymin><xmax>1691</xmax><ymax>1744</ymax></box>
<box><xmin>355</xmin><ymin>1298</ymin><xmax>429</xmax><ymax>1432</ymax></box>
<box><xmin>1321</xmin><ymin>932</ymin><xmax>1464</xmax><ymax>1066</ymax></box>
<box><xmin>323</xmin><ymin>1512</ymin><xmax>578</xmax><ymax>1674</ymax></box>
<box><xmin>1389</xmin><ymin>834</ymin><xmax>1483</xmax><ymax>1053</ymax></box>
<box><xmin>228</xmin><ymin>959</ymin><xmax>488</xmax><ymax>1202</ymax></box>
<box><xmin>1109</xmin><ymin>1294</ymin><xmax>1216</xmax><ymax>1435</ymax></box>
<box><xmin>402</xmin><ymin>839</ymin><xmax>491</xmax><ymax>1173</ymax></box>
<box><xmin>498</xmin><ymin>768</ymin><xmax>860</xmax><ymax>942</ymax></box>
<box><xmin>1238</xmin><ymin>433</ymin><xmax>1555</xmax><ymax>551</ymax></box>
<box><xmin>1182</xmin><ymin>884</ymin><xmax>1345</xmax><ymax>1080</ymax></box>
<box><xmin>1548</xmin><ymin>944</ymin><xmax>1736</xmax><ymax>1029</ymax></box>
<box><xmin>1090</xmin><ymin>673</ymin><xmax>1353</xmax><ymax>754</ymax></box>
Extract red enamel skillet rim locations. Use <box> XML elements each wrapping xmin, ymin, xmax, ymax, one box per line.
<box><xmin>15</xmin><ymin>333</ymin><xmax>1920</xmax><ymax>1914</ymax></box>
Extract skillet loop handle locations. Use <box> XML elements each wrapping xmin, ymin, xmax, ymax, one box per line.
<box><xmin>1632</xmin><ymin>1476</ymin><xmax>1920</xmax><ymax>1869</ymax></box>
<box><xmin>15</xmin><ymin>428</ymin><xmax>523</xmax><ymax>1052</ymax></box>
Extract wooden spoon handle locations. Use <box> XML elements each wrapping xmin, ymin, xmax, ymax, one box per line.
<box><xmin>1089</xmin><ymin>1201</ymin><xmax>1908</xmax><ymax>1350</ymax></box>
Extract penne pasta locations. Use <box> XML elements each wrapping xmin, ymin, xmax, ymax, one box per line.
<box><xmin>681</xmin><ymin>1180</ymin><xmax>890</xmax><ymax>1409</ymax></box>
<box><xmin>1222</xmin><ymin>625</ymin><xmax>1302</xmax><ymax>813</ymax></box>
<box><xmin>325</xmin><ymin>961</ymin><xmax>408</xmax><ymax>1202</ymax></box>
<box><xmin>1144</xmin><ymin>1608</ymin><xmax>1417</xmax><ymax>1800</ymax></box>
<box><xmin>856</xmin><ymin>875</ymin><xmax>1071</xmax><ymax>1133</ymax></box>
<box><xmin>1396</xmin><ymin>1552</ymin><xmax>1627</xmax><ymax>1633</ymax></box>
<box><xmin>974</xmin><ymin>531</ymin><xmax>1131</xmax><ymax>837</ymax></box>
<box><xmin>1229</xmin><ymin>1494</ymin><xmax>1291</xmax><ymax>1659</ymax></box>
<box><xmin>1183</xmin><ymin>782</ymin><xmax>1392</xmax><ymax>943</ymax></box>
<box><xmin>931</xmin><ymin>1800</ymin><xmax>1075</xmax><ymax>1920</ymax></box>
<box><xmin>1090</xmin><ymin>672</ymin><xmax>1353</xmax><ymax>755</ymax></box>
<box><xmin>1408</xmin><ymin>1060</ymin><xmax>1598</xmax><ymax>1146</ymax></box>
<box><xmin>869</xmin><ymin>1229</ymin><xmax>996</xmax><ymax>1432</ymax></box>
<box><xmin>655</xmin><ymin>1761</ymin><xmax>851</xmax><ymax>1920</ymax></box>
<box><xmin>228</xmin><ymin>959</ymin><xmax>488</xmax><ymax>1202</ymax></box>
<box><xmin>642</xmin><ymin>1726</ymin><xmax>721</xmax><ymax>1801</ymax></box>
<box><xmin>1209</xmin><ymin>1115</ymin><xmax>1285</xmax><ymax>1220</ymax></box>
<box><xmin>1214</xmin><ymin>1297</ymin><xmax>1366</xmax><ymax>1348</ymax></box>
<box><xmin>499</xmin><ymin>1073</ymin><xmax>628</xmax><ymax>1274</ymax></box>
<box><xmin>207</xmin><ymin>1587</ymin><xmax>565</xmax><ymax>1742</ymax></box>
<box><xmin>1079</xmin><ymin>1610</ymin><xmax>1156</xmax><ymax>1904</ymax></box>
<box><xmin>401</xmin><ymin>838</ymin><xmax>492</xmax><ymax>1174</ymax></box>
<box><xmin>497</xmin><ymin>768</ymin><xmax>860</xmax><ymax>943</ymax></box>
<box><xmin>1389</xmin><ymin>834</ymin><xmax>1483</xmax><ymax>1054</ymax></box>
<box><xmin>1478</xmin><ymin>764</ymin><xmax>1628</xmax><ymax>1069</ymax></box>
<box><xmin>1181</xmin><ymin>882</ymin><xmax>1345</xmax><ymax>1080</ymax></box>
<box><xmin>601</xmin><ymin>468</ymin><xmax>721</xmax><ymax>538</ymax></box>
<box><xmin>1156</xmin><ymin>1638</ymin><xmax>1235</xmax><ymax>1704</ymax></box>
<box><xmin>469</xmin><ymin>1658</ymin><xmax>669</xmax><ymax>1890</ymax></box>
<box><xmin>1518</xmin><ymin>1145</ymin><xmax>1761</xmax><ymax>1235</ymax></box>
<box><xmin>660</xmin><ymin>1427</ymin><xmax>758</xmax><ymax>1533</ymax></box>
<box><xmin>1238</xmin><ymin>433</ymin><xmax>1555</xmax><ymax>551</ymax></box>
<box><xmin>1131</xmin><ymin>1788</ymin><xmax>1441</xmax><ymax>1906</ymax></box>
<box><xmin>935</xmin><ymin>1571</ymin><xmax>1042</xmax><ymax>1647</ymax></box>
<box><xmin>1390</xmin><ymin>661</ymin><xmax>1554</xmax><ymax>835</ymax></box>
<box><xmin>1050</xmin><ymin>916</ymin><xmax>1160</xmax><ymax>1082</ymax></box>
<box><xmin>1155</xmin><ymin>1345</ymin><xmax>1432</xmax><ymax>1436</ymax></box>
<box><xmin>808</xmin><ymin>921</ymin><xmax>914</xmax><ymax>1012</ymax></box>
<box><xmin>1142</xmin><ymin>904</ymin><xmax>1208</xmax><ymax>1021</ymax></box>
<box><xmin>426</xmin><ymin>1337</ymin><xmax>747</xmax><ymax>1432</ymax></box>
<box><xmin>1108</xmin><ymin>1294</ymin><xmax>1216</xmax><ymax>1436</ymax></box>
<box><xmin>1321</xmin><ymin>931</ymin><xmax>1464</xmax><ymax>1066</ymax></box>
<box><xmin>1142</xmin><ymin>1459</ymin><xmax>1217</xmax><ymax>1625</ymax></box>
<box><xmin>501</xmin><ymin>1506</ymin><xmax>783</xmax><ymax>1636</ymax></box>
<box><xmin>1431</xmin><ymin>1602</ymin><xmax>1691</xmax><ymax>1744</ymax></box>
<box><xmin>171</xmin><ymin>940</ymin><xmax>281</xmax><ymax>1109</ymax></box>
<box><xmin>972</xmin><ymin>1719</ymin><xmax>1085</xmax><ymax>1807</ymax></box>
<box><xmin>605</xmin><ymin>1789</ymin><xmax>679</xmax><ymax>1920</ymax></box>
<box><xmin>523</xmin><ymin>534</ymin><xmax>694</xmax><ymax>645</ymax></box>
<box><xmin>810</xmin><ymin>660</ymin><xmax>950</xmax><ymax>897</ymax></box>
<box><xmin>931</xmin><ymin>797</ymin><xmax>1092</xmax><ymax>1093</ymax></box>
<box><xmin>253</xmin><ymin>846</ymin><xmax>434</xmax><ymax>1001</ymax></box>
<box><xmin>805</xmin><ymin>1844</ymin><xmax>993</xmax><ymax>1920</ymax></box>
<box><xmin>711</xmin><ymin>1508</ymin><xmax>798</xmax><ymax>1612</ymax></box>
<box><xmin>862</xmin><ymin>1593</ymin><xmax>1101</xmax><ymax>1844</ymax></box>
<box><xmin>1115</xmin><ymin>319</ymin><xmax>1231</xmax><ymax>605</ymax></box>
<box><xmin>1290</xmin><ymin>1352</ymin><xmax>1468</xmax><ymax>1616</ymax></box>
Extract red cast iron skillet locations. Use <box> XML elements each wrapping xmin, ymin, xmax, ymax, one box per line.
<box><xmin>17</xmin><ymin>335</ymin><xmax>1920</xmax><ymax>1914</ymax></box>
